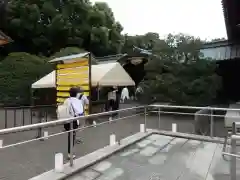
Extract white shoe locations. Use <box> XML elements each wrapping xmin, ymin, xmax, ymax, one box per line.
<box><xmin>109</xmin><ymin>117</ymin><xmax>112</xmax><ymax>121</ymax></box>
<box><xmin>93</xmin><ymin>121</ymin><xmax>97</xmax><ymax>127</ymax></box>
<box><xmin>67</xmin><ymin>154</ymin><xmax>76</xmax><ymax>159</ymax></box>
<box><xmin>75</xmin><ymin>138</ymin><xmax>83</xmax><ymax>144</ymax></box>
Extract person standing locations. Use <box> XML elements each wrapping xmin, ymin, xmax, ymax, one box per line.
<box><xmin>135</xmin><ymin>86</ymin><xmax>143</xmax><ymax>100</ymax></box>
<box><xmin>63</xmin><ymin>87</ymin><xmax>84</xmax><ymax>159</ymax></box>
<box><xmin>106</xmin><ymin>86</ymin><xmax>118</xmax><ymax>120</ymax></box>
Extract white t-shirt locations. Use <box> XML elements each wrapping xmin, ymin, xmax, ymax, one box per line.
<box><xmin>64</xmin><ymin>97</ymin><xmax>84</xmax><ymax>116</ymax></box>
<box><xmin>77</xmin><ymin>93</ymin><xmax>89</xmax><ymax>107</ymax></box>
<box><xmin>121</xmin><ymin>87</ymin><xmax>129</xmax><ymax>99</ymax></box>
<box><xmin>108</xmin><ymin>90</ymin><xmax>117</xmax><ymax>100</ymax></box>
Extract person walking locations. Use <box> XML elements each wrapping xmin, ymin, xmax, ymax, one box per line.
<box><xmin>77</xmin><ymin>87</ymin><xmax>89</xmax><ymax>113</ymax></box>
<box><xmin>63</xmin><ymin>87</ymin><xmax>84</xmax><ymax>159</ymax></box>
<box><xmin>121</xmin><ymin>87</ymin><xmax>129</xmax><ymax>103</ymax></box>
<box><xmin>77</xmin><ymin>87</ymin><xmax>96</xmax><ymax>126</ymax></box>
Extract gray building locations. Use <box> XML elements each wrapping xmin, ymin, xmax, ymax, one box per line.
<box><xmin>200</xmin><ymin>40</ymin><xmax>240</xmax><ymax>60</ymax></box>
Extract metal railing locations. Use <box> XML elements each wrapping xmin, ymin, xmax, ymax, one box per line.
<box><xmin>0</xmin><ymin>105</ymin><xmax>146</xmax><ymax>166</ymax></box>
<box><xmin>149</xmin><ymin>104</ymin><xmax>240</xmax><ymax>137</ymax></box>
<box><xmin>149</xmin><ymin>106</ymin><xmax>214</xmax><ymax>136</ymax></box>
<box><xmin>222</xmin><ymin>122</ymin><xmax>240</xmax><ymax>180</ymax></box>
<box><xmin>1</xmin><ymin>104</ymin><xmax>56</xmax><ymax>129</ymax></box>
<box><xmin>1</xmin><ymin>104</ymin><xmax>240</xmax><ymax>176</ymax></box>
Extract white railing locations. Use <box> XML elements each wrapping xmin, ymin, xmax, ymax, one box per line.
<box><xmin>0</xmin><ymin>105</ymin><xmax>146</xmax><ymax>166</ymax></box>
<box><xmin>222</xmin><ymin>122</ymin><xmax>240</xmax><ymax>180</ymax></box>
<box><xmin>1</xmin><ymin>104</ymin><xmax>240</xmax><ymax>177</ymax></box>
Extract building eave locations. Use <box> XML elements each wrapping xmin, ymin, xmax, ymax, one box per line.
<box><xmin>0</xmin><ymin>30</ymin><xmax>12</xmax><ymax>45</ymax></box>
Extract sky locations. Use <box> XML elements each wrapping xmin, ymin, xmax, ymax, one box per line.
<box><xmin>90</xmin><ymin>0</ymin><xmax>227</xmax><ymax>40</ymax></box>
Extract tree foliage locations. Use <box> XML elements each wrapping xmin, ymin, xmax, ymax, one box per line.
<box><xmin>0</xmin><ymin>52</ymin><xmax>53</xmax><ymax>105</ymax></box>
<box><xmin>132</xmin><ymin>33</ymin><xmax>221</xmax><ymax>106</ymax></box>
<box><xmin>140</xmin><ymin>57</ymin><xmax>221</xmax><ymax>106</ymax></box>
<box><xmin>0</xmin><ymin>1</ymin><xmax>222</xmax><ymax>106</ymax></box>
<box><xmin>0</xmin><ymin>47</ymin><xmax>92</xmax><ymax>106</ymax></box>
<box><xmin>0</xmin><ymin>0</ymin><xmax>123</xmax><ymax>56</ymax></box>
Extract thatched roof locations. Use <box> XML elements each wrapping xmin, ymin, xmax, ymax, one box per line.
<box><xmin>0</xmin><ymin>30</ymin><xmax>12</xmax><ymax>45</ymax></box>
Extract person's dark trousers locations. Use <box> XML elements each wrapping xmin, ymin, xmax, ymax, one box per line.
<box><xmin>64</xmin><ymin>120</ymin><xmax>78</xmax><ymax>154</ymax></box>
<box><xmin>68</xmin><ymin>131</ymin><xmax>76</xmax><ymax>154</ymax></box>
<box><xmin>112</xmin><ymin>94</ymin><xmax>120</xmax><ymax>118</ymax></box>
<box><xmin>112</xmin><ymin>100</ymin><xmax>119</xmax><ymax>118</ymax></box>
<box><xmin>106</xmin><ymin>99</ymin><xmax>114</xmax><ymax>111</ymax></box>
<box><xmin>86</xmin><ymin>118</ymin><xmax>93</xmax><ymax>125</ymax></box>
<box><xmin>105</xmin><ymin>99</ymin><xmax>117</xmax><ymax>119</ymax></box>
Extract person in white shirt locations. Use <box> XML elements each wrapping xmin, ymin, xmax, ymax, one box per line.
<box><xmin>121</xmin><ymin>87</ymin><xmax>129</xmax><ymax>103</ymax></box>
<box><xmin>135</xmin><ymin>86</ymin><xmax>143</xmax><ymax>100</ymax></box>
<box><xmin>63</xmin><ymin>87</ymin><xmax>84</xmax><ymax>159</ymax></box>
<box><xmin>106</xmin><ymin>86</ymin><xmax>118</xmax><ymax>120</ymax></box>
<box><xmin>77</xmin><ymin>87</ymin><xmax>97</xmax><ymax>126</ymax></box>
<box><xmin>77</xmin><ymin>88</ymin><xmax>89</xmax><ymax>110</ymax></box>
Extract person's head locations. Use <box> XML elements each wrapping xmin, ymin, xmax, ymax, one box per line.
<box><xmin>69</xmin><ymin>87</ymin><xmax>79</xmax><ymax>97</ymax></box>
<box><xmin>76</xmin><ymin>87</ymin><xmax>85</xmax><ymax>98</ymax></box>
<box><xmin>77</xmin><ymin>87</ymin><xmax>84</xmax><ymax>94</ymax></box>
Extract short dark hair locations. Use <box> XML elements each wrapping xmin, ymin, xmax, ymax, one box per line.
<box><xmin>69</xmin><ymin>87</ymin><xmax>79</xmax><ymax>97</ymax></box>
<box><xmin>77</xmin><ymin>87</ymin><xmax>84</xmax><ymax>93</ymax></box>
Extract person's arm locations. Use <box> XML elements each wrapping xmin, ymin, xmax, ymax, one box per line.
<box><xmin>83</xmin><ymin>95</ymin><xmax>89</xmax><ymax>105</ymax></box>
<box><xmin>63</xmin><ymin>98</ymin><xmax>69</xmax><ymax>105</ymax></box>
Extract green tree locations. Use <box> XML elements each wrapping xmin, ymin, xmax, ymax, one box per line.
<box><xmin>1</xmin><ymin>0</ymin><xmax>124</xmax><ymax>56</ymax></box>
<box><xmin>0</xmin><ymin>52</ymin><xmax>53</xmax><ymax>105</ymax></box>
<box><xmin>122</xmin><ymin>32</ymin><xmax>164</xmax><ymax>54</ymax></box>
<box><xmin>52</xmin><ymin>47</ymin><xmax>87</xmax><ymax>58</ymax></box>
<box><xmin>0</xmin><ymin>0</ymin><xmax>7</xmax><ymax>26</ymax></box>
<box><xmin>0</xmin><ymin>47</ymin><xmax>99</xmax><ymax>106</ymax></box>
<box><xmin>0</xmin><ymin>0</ymin><xmax>222</xmax><ymax>107</ymax></box>
<box><xmin>86</xmin><ymin>2</ymin><xmax>124</xmax><ymax>56</ymax></box>
<box><xmin>165</xmin><ymin>33</ymin><xmax>203</xmax><ymax>63</ymax></box>
<box><xmin>138</xmin><ymin>34</ymin><xmax>221</xmax><ymax>106</ymax></box>
<box><xmin>141</xmin><ymin>58</ymin><xmax>221</xmax><ymax>106</ymax></box>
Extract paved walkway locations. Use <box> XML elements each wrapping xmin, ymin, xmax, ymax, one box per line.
<box><xmin>0</xmin><ymin>104</ymin><xmax>226</xmax><ymax>180</ymax></box>
<box><xmin>69</xmin><ymin>134</ymin><xmax>240</xmax><ymax>180</ymax></box>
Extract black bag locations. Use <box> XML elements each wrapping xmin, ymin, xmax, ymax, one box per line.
<box><xmin>64</xmin><ymin>121</ymin><xmax>78</xmax><ymax>131</ymax></box>
<box><xmin>64</xmin><ymin>102</ymin><xmax>79</xmax><ymax>131</ymax></box>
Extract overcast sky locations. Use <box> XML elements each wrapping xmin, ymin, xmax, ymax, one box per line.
<box><xmin>90</xmin><ymin>0</ymin><xmax>227</xmax><ymax>40</ymax></box>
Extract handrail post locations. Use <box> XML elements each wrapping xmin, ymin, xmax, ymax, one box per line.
<box><xmin>30</xmin><ymin>108</ymin><xmax>33</xmax><ymax>124</ymax></box>
<box><xmin>45</xmin><ymin>108</ymin><xmax>48</xmax><ymax>122</ymax></box>
<box><xmin>13</xmin><ymin>109</ymin><xmax>17</xmax><ymax>127</ymax></box>
<box><xmin>22</xmin><ymin>109</ymin><xmax>25</xmax><ymax>126</ymax></box>
<box><xmin>36</xmin><ymin>110</ymin><xmax>44</xmax><ymax>140</ymax></box>
<box><xmin>5</xmin><ymin>109</ymin><xmax>7</xmax><ymax>128</ymax></box>
<box><xmin>144</xmin><ymin>107</ymin><xmax>147</xmax><ymax>132</ymax></box>
<box><xmin>231</xmin><ymin>122</ymin><xmax>237</xmax><ymax>180</ymax></box>
<box><xmin>158</xmin><ymin>107</ymin><xmax>161</xmax><ymax>130</ymax></box>
<box><xmin>69</xmin><ymin>121</ymin><xmax>74</xmax><ymax>167</ymax></box>
<box><xmin>210</xmin><ymin>109</ymin><xmax>214</xmax><ymax>137</ymax></box>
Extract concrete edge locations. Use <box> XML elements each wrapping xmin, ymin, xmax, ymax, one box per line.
<box><xmin>150</xmin><ymin>129</ymin><xmax>225</xmax><ymax>144</ymax></box>
<box><xmin>29</xmin><ymin>129</ymin><xmax>228</xmax><ymax>180</ymax></box>
<box><xmin>29</xmin><ymin>131</ymin><xmax>153</xmax><ymax>180</ymax></box>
